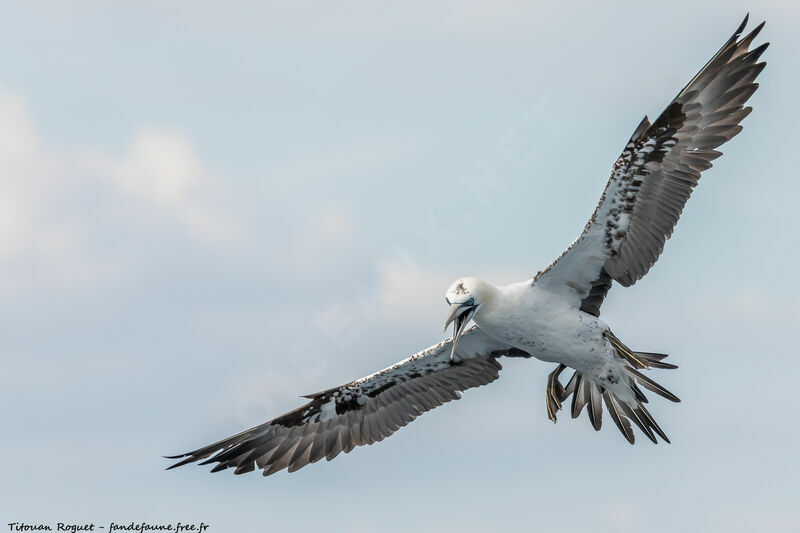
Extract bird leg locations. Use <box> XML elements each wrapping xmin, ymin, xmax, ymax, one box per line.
<box><xmin>545</xmin><ymin>364</ymin><xmax>567</xmax><ymax>423</ymax></box>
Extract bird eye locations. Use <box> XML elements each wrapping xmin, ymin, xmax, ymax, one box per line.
<box><xmin>464</xmin><ymin>297</ymin><xmax>475</xmax><ymax>306</ymax></box>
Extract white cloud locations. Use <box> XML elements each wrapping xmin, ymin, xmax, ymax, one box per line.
<box><xmin>82</xmin><ymin>127</ymin><xmax>245</xmax><ymax>245</ymax></box>
<box><xmin>374</xmin><ymin>253</ymin><xmax>532</xmax><ymax>324</ymax></box>
<box><xmin>602</xmin><ymin>502</ymin><xmax>643</xmax><ymax>531</ymax></box>
<box><xmin>0</xmin><ymin>91</ymin><xmax>57</xmax><ymax>258</ymax></box>
<box><xmin>304</xmin><ymin>202</ymin><xmax>358</xmax><ymax>247</ymax></box>
<box><xmin>0</xmin><ymin>90</ymin><xmax>97</xmax><ymax>289</ymax></box>
<box><xmin>0</xmin><ymin>87</ymin><xmax>244</xmax><ymax>291</ymax></box>
<box><xmin>309</xmin><ymin>248</ymin><xmax>531</xmax><ymax>337</ymax></box>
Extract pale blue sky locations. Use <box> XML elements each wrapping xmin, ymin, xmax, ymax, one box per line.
<box><xmin>2</xmin><ymin>2</ymin><xmax>799</xmax><ymax>532</ymax></box>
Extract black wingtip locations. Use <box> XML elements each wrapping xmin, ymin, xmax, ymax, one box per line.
<box><xmin>741</xmin><ymin>20</ymin><xmax>766</xmax><ymax>47</ymax></box>
<box><xmin>165</xmin><ymin>454</ymin><xmax>200</xmax><ymax>470</ymax></box>
<box><xmin>737</xmin><ymin>13</ymin><xmax>750</xmax><ymax>36</ymax></box>
<box><xmin>750</xmin><ymin>41</ymin><xmax>770</xmax><ymax>62</ymax></box>
<box><xmin>163</xmin><ymin>453</ymin><xmax>185</xmax><ymax>459</ymax></box>
<box><xmin>165</xmin><ymin>460</ymin><xmax>187</xmax><ymax>470</ymax></box>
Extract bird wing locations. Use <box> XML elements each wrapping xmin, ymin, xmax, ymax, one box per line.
<box><xmin>166</xmin><ymin>326</ymin><xmax>528</xmax><ymax>476</ymax></box>
<box><xmin>534</xmin><ymin>16</ymin><xmax>767</xmax><ymax>317</ymax></box>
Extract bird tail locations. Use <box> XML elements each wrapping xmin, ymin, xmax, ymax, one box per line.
<box><xmin>560</xmin><ymin>331</ymin><xmax>680</xmax><ymax>444</ymax></box>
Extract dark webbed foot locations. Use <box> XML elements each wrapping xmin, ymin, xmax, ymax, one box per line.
<box><xmin>545</xmin><ymin>364</ymin><xmax>567</xmax><ymax>423</ymax></box>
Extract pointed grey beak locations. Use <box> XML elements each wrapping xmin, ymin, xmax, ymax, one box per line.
<box><xmin>443</xmin><ymin>303</ymin><xmax>464</xmax><ymax>331</ymax></box>
<box><xmin>444</xmin><ymin>302</ymin><xmax>477</xmax><ymax>360</ymax></box>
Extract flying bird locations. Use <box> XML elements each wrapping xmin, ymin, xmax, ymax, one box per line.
<box><xmin>167</xmin><ymin>16</ymin><xmax>768</xmax><ymax>476</ymax></box>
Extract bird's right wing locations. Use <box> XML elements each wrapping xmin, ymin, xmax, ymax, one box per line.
<box><xmin>534</xmin><ymin>16</ymin><xmax>767</xmax><ymax>317</ymax></box>
<box><xmin>166</xmin><ymin>326</ymin><xmax>528</xmax><ymax>476</ymax></box>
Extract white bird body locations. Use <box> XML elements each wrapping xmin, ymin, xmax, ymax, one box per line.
<box><xmin>457</xmin><ymin>279</ymin><xmax>635</xmax><ymax>403</ymax></box>
<box><xmin>168</xmin><ymin>16</ymin><xmax>768</xmax><ymax>476</ymax></box>
<box><xmin>473</xmin><ymin>281</ymin><xmax>603</xmax><ymax>366</ymax></box>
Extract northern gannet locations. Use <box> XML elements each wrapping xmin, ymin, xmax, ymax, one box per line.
<box><xmin>167</xmin><ymin>16</ymin><xmax>768</xmax><ymax>476</ymax></box>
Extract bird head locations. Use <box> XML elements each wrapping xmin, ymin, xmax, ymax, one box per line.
<box><xmin>443</xmin><ymin>277</ymin><xmax>491</xmax><ymax>358</ymax></box>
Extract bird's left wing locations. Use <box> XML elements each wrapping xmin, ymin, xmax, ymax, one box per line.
<box><xmin>166</xmin><ymin>326</ymin><xmax>527</xmax><ymax>476</ymax></box>
<box><xmin>534</xmin><ymin>16</ymin><xmax>767</xmax><ymax>317</ymax></box>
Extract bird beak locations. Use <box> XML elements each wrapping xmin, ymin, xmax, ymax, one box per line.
<box><xmin>444</xmin><ymin>303</ymin><xmax>477</xmax><ymax>360</ymax></box>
